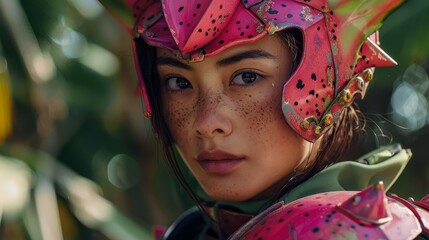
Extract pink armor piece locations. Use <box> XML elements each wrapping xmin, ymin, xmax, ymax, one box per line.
<box><xmin>230</xmin><ymin>182</ymin><xmax>428</xmax><ymax>239</ymax></box>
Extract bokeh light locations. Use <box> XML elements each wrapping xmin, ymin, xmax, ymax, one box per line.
<box><xmin>390</xmin><ymin>64</ymin><xmax>429</xmax><ymax>134</ymax></box>
<box><xmin>107</xmin><ymin>154</ymin><xmax>140</xmax><ymax>189</ymax></box>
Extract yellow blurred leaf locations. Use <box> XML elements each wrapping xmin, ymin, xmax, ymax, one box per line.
<box><xmin>0</xmin><ymin>57</ymin><xmax>12</xmax><ymax>143</ymax></box>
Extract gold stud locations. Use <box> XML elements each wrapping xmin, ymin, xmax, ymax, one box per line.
<box><xmin>323</xmin><ymin>113</ymin><xmax>334</xmax><ymax>126</ymax></box>
<box><xmin>364</xmin><ymin>70</ymin><xmax>373</xmax><ymax>82</ymax></box>
<box><xmin>143</xmin><ymin>111</ymin><xmax>152</xmax><ymax>119</ymax></box>
<box><xmin>315</xmin><ymin>126</ymin><xmax>322</xmax><ymax>136</ymax></box>
<box><xmin>342</xmin><ymin>89</ymin><xmax>352</xmax><ymax>103</ymax></box>
<box><xmin>301</xmin><ymin>119</ymin><xmax>310</xmax><ymax>130</ymax></box>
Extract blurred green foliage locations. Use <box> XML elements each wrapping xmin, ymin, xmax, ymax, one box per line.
<box><xmin>361</xmin><ymin>0</ymin><xmax>429</xmax><ymax>199</ymax></box>
<box><xmin>0</xmin><ymin>0</ymin><xmax>191</xmax><ymax>239</ymax></box>
<box><xmin>0</xmin><ymin>0</ymin><xmax>428</xmax><ymax>239</ymax></box>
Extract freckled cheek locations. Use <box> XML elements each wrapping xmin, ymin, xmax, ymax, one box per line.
<box><xmin>162</xmin><ymin>99</ymin><xmax>193</xmax><ymax>138</ymax></box>
<box><xmin>236</xmin><ymin>90</ymin><xmax>284</xmax><ymax>135</ymax></box>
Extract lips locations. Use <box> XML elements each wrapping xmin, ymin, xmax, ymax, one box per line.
<box><xmin>196</xmin><ymin>150</ymin><xmax>245</xmax><ymax>174</ymax></box>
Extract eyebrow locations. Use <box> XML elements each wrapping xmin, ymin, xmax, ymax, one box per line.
<box><xmin>217</xmin><ymin>50</ymin><xmax>277</xmax><ymax>67</ymax></box>
<box><xmin>156</xmin><ymin>56</ymin><xmax>192</xmax><ymax>70</ymax></box>
<box><xmin>156</xmin><ymin>49</ymin><xmax>276</xmax><ymax>69</ymax></box>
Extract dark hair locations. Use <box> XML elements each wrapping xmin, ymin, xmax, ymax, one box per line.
<box><xmin>135</xmin><ymin>28</ymin><xmax>363</xmax><ymax>202</ymax></box>
<box><xmin>135</xmin><ymin>37</ymin><xmax>200</xmax><ymax>204</ymax></box>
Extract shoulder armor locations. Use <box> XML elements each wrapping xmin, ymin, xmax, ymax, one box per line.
<box><xmin>230</xmin><ymin>182</ymin><xmax>429</xmax><ymax>239</ymax></box>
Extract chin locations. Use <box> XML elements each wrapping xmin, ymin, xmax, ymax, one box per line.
<box><xmin>206</xmin><ymin>189</ymin><xmax>256</xmax><ymax>202</ymax></box>
<box><xmin>210</xmin><ymin>195</ymin><xmax>249</xmax><ymax>203</ymax></box>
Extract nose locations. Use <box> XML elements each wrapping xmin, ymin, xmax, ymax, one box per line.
<box><xmin>193</xmin><ymin>92</ymin><xmax>233</xmax><ymax>138</ymax></box>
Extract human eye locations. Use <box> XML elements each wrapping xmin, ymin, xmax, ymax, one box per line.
<box><xmin>231</xmin><ymin>71</ymin><xmax>263</xmax><ymax>86</ymax></box>
<box><xmin>164</xmin><ymin>76</ymin><xmax>192</xmax><ymax>91</ymax></box>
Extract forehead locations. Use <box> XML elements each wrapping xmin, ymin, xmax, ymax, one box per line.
<box><xmin>156</xmin><ymin>34</ymin><xmax>288</xmax><ymax>64</ymax></box>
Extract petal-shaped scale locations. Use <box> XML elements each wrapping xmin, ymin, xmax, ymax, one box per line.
<box><xmin>144</xmin><ymin>17</ymin><xmax>179</xmax><ymax>52</ymax></box>
<box><xmin>161</xmin><ymin>0</ymin><xmax>240</xmax><ymax>55</ymax></box>
<box><xmin>198</xmin><ymin>3</ymin><xmax>267</xmax><ymax>59</ymax></box>
<box><xmin>354</xmin><ymin>38</ymin><xmax>397</xmax><ymax>74</ymax></box>
<box><xmin>250</xmin><ymin>0</ymin><xmax>324</xmax><ymax>31</ymax></box>
<box><xmin>135</xmin><ymin>1</ymin><xmax>163</xmax><ymax>33</ymax></box>
<box><xmin>325</xmin><ymin>0</ymin><xmax>404</xmax><ymax>92</ymax></box>
<box><xmin>337</xmin><ymin>182</ymin><xmax>391</xmax><ymax>225</ymax></box>
<box><xmin>282</xmin><ymin>20</ymin><xmax>336</xmax><ymax>142</ymax></box>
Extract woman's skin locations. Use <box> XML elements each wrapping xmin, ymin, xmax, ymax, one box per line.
<box><xmin>157</xmin><ymin>35</ymin><xmax>319</xmax><ymax>202</ymax></box>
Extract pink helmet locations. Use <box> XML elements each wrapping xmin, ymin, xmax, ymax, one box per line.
<box><xmin>229</xmin><ymin>182</ymin><xmax>429</xmax><ymax>239</ymax></box>
<box><xmin>100</xmin><ymin>0</ymin><xmax>404</xmax><ymax>142</ymax></box>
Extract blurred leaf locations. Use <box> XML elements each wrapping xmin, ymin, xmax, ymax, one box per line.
<box><xmin>377</xmin><ymin>0</ymin><xmax>429</xmax><ymax>79</ymax></box>
<box><xmin>0</xmin><ymin>57</ymin><xmax>13</xmax><ymax>143</ymax></box>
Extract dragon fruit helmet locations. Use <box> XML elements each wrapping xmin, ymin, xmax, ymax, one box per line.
<box><xmin>101</xmin><ymin>0</ymin><xmax>404</xmax><ymax>142</ymax></box>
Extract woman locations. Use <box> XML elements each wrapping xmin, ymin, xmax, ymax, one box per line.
<box><xmin>101</xmin><ymin>0</ymin><xmax>429</xmax><ymax>239</ymax></box>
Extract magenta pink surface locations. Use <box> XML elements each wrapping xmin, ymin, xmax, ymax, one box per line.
<box><xmin>235</xmin><ymin>183</ymin><xmax>423</xmax><ymax>239</ymax></box>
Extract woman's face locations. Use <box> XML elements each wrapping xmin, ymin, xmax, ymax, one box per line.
<box><xmin>157</xmin><ymin>35</ymin><xmax>317</xmax><ymax>202</ymax></box>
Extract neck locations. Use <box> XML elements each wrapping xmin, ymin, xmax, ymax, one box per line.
<box><xmin>203</xmin><ymin>203</ymin><xmax>255</xmax><ymax>238</ymax></box>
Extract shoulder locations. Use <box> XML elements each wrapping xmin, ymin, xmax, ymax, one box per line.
<box><xmin>230</xmin><ymin>182</ymin><xmax>429</xmax><ymax>239</ymax></box>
